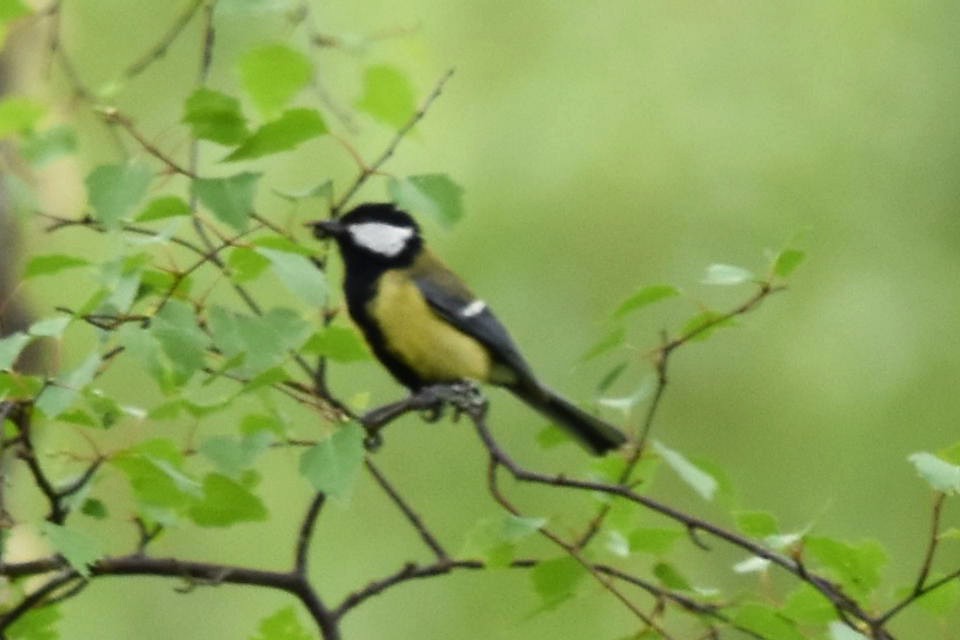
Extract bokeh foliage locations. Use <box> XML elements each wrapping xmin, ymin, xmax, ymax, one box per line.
<box><xmin>0</xmin><ymin>1</ymin><xmax>958</xmax><ymax>639</ymax></box>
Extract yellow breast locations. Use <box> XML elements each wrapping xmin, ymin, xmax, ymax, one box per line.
<box><xmin>368</xmin><ymin>270</ymin><xmax>492</xmax><ymax>383</ymax></box>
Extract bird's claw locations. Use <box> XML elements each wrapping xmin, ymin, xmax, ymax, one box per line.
<box><xmin>420</xmin><ymin>381</ymin><xmax>487</xmax><ymax>421</ymax></box>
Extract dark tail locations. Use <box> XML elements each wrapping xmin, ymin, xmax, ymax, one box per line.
<box><xmin>512</xmin><ymin>385</ymin><xmax>627</xmax><ymax>455</ymax></box>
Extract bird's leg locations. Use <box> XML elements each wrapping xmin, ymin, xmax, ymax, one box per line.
<box><xmin>358</xmin><ymin>387</ymin><xmax>452</xmax><ymax>450</ymax></box>
<box><xmin>358</xmin><ymin>382</ymin><xmax>488</xmax><ymax>451</ymax></box>
<box><xmin>433</xmin><ymin>381</ymin><xmax>488</xmax><ymax>421</ymax></box>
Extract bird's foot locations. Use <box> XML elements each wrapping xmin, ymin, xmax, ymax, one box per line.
<box><xmin>418</xmin><ymin>381</ymin><xmax>487</xmax><ymax>422</ymax></box>
<box><xmin>359</xmin><ymin>382</ymin><xmax>488</xmax><ymax>451</ymax></box>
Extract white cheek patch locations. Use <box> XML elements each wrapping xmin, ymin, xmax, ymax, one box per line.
<box><xmin>347</xmin><ymin>222</ymin><xmax>415</xmax><ymax>257</ymax></box>
<box><xmin>459</xmin><ymin>300</ymin><xmax>487</xmax><ymax>318</ymax></box>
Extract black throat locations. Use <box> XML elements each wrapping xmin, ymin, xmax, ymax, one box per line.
<box><xmin>336</xmin><ymin>236</ymin><xmax>428</xmax><ymax>390</ymax></box>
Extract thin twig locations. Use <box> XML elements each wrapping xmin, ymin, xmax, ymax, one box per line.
<box><xmin>330</xmin><ymin>68</ymin><xmax>455</xmax><ymax>216</ymax></box>
<box><xmin>912</xmin><ymin>492</ymin><xmax>946</xmax><ymax>594</ymax></box>
<box><xmin>123</xmin><ymin>0</ymin><xmax>205</xmax><ymax>78</ymax></box>
<box><xmin>0</xmin><ymin>571</ymin><xmax>79</xmax><ymax>633</ymax></box>
<box><xmin>486</xmin><ymin>457</ymin><xmax>675</xmax><ymax>639</ymax></box>
<box><xmin>575</xmin><ymin>282</ymin><xmax>785</xmax><ymax>550</ymax></box>
<box><xmin>99</xmin><ymin>108</ymin><xmax>196</xmax><ymax>177</ymax></box>
<box><xmin>468</xmin><ymin>409</ymin><xmax>877</xmax><ymax>631</ymax></box>
<box><xmin>294</xmin><ymin>492</ymin><xmax>327</xmax><ymax>576</ymax></box>
<box><xmin>365</xmin><ymin>459</ymin><xmax>448</xmax><ymax>561</ymax></box>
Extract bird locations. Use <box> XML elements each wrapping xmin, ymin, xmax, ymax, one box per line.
<box><xmin>311</xmin><ymin>203</ymin><xmax>627</xmax><ymax>455</ymax></box>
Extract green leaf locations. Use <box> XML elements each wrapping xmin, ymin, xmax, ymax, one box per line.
<box><xmin>781</xmin><ymin>583</ymin><xmax>836</xmax><ymax>625</ymax></box>
<box><xmin>909</xmin><ymin>573</ymin><xmax>960</xmax><ymax>616</ymax></box>
<box><xmin>228</xmin><ymin>246</ymin><xmax>271</xmax><ymax>282</ymax></box>
<box><xmin>7</xmin><ymin>605</ymin><xmax>60</xmax><ymax>640</ymax></box>
<box><xmin>28</xmin><ymin>316</ymin><xmax>71</xmax><ymax>339</ymax></box>
<box><xmin>239</xmin><ymin>44</ymin><xmax>312</xmax><ymax>116</ymax></box>
<box><xmin>182</xmin><ymin>88</ymin><xmax>249</xmax><ymax>144</ymax></box>
<box><xmin>0</xmin><ymin>96</ymin><xmax>44</xmax><ymax>137</ymax></box>
<box><xmin>255</xmin><ymin>247</ymin><xmax>326</xmax><ymax>306</ymax></box>
<box><xmin>356</xmin><ymin>64</ymin><xmax>415</xmax><ymax>129</ymax></box>
<box><xmin>273</xmin><ymin>180</ymin><xmax>333</xmax><ymax>203</ymax></box>
<box><xmin>23</xmin><ymin>253</ymin><xmax>90</xmax><ymax>278</ymax></box>
<box><xmin>462</xmin><ymin>515</ymin><xmax>546</xmax><ymax>568</ymax></box>
<box><xmin>192</xmin><ymin>172</ymin><xmax>260</xmax><ymax>231</ymax></box>
<box><xmin>773</xmin><ymin>248</ymin><xmax>805</xmax><ymax>278</ymax></box>
<box><xmin>580</xmin><ymin>326</ymin><xmax>626</xmax><ymax>361</ymax></box>
<box><xmin>939</xmin><ymin>527</ymin><xmax>960</xmax><ymax>541</ymax></box>
<box><xmin>41</xmin><ymin>522</ymin><xmax>103</xmax><ymax>578</ymax></box>
<box><xmin>733</xmin><ymin>556</ymin><xmax>771</xmax><ymax>574</ymax></box>
<box><xmin>0</xmin><ymin>332</ymin><xmax>31</xmax><ymax>370</ymax></box>
<box><xmin>536</xmin><ymin>424</ymin><xmax>570</xmax><ymax>449</ymax></box>
<box><xmin>36</xmin><ymin>351</ymin><xmax>102</xmax><ymax>418</ymax></box>
<box><xmin>250</xmin><ymin>607</ymin><xmax>312</xmax><ymax>640</ymax></box>
<box><xmin>0</xmin><ymin>0</ymin><xmax>30</xmax><ymax>23</ymax></box>
<box><xmin>733</xmin><ymin>603</ymin><xmax>805</xmax><ymax>640</ymax></box>
<box><xmin>652</xmin><ymin>440</ymin><xmax>717</xmax><ymax>501</ymax></box>
<box><xmin>530</xmin><ymin>556</ymin><xmax>587</xmax><ymax>608</ymax></box>
<box><xmin>597</xmin><ymin>377</ymin><xmax>655</xmax><ymax>417</ymax></box>
<box><xmin>613</xmin><ymin>284</ymin><xmax>681</xmax><ymax>319</ymax></box>
<box><xmin>299</xmin><ymin>423</ymin><xmax>364</xmax><ymax>499</ymax></box>
<box><xmin>112</xmin><ymin>440</ymin><xmax>202</xmax><ymax>512</ymax></box>
<box><xmin>252</xmin><ymin>235</ymin><xmax>314</xmax><ymax>255</ymax></box>
<box><xmin>225</xmin><ymin>108</ymin><xmax>327</xmax><ymax>161</ymax></box>
<box><xmin>805</xmin><ymin>536</ymin><xmax>887</xmax><ymax>598</ymax></box>
<box><xmin>136</xmin><ymin>195</ymin><xmax>191</xmax><ymax>222</ymax></box>
<box><xmin>628</xmin><ymin>527</ymin><xmax>684</xmax><ymax>555</ymax></box>
<box><xmin>828</xmin><ymin>622</ymin><xmax>870</xmax><ymax>640</ymax></box>
<box><xmin>680</xmin><ymin>310</ymin><xmax>736</xmax><ymax>342</ymax></box>
<box><xmin>653</xmin><ymin>562</ymin><xmax>692</xmax><ymax>590</ymax></box>
<box><xmin>908</xmin><ymin>452</ymin><xmax>960</xmax><ymax>494</ymax></box>
<box><xmin>81</xmin><ymin>498</ymin><xmax>108</xmax><ymax>520</ymax></box>
<box><xmin>702</xmin><ymin>263</ymin><xmax>755</xmax><ymax>286</ymax></box>
<box><xmin>151</xmin><ymin>299</ymin><xmax>209</xmax><ymax>385</ymax></box>
<box><xmin>21</xmin><ymin>124</ymin><xmax>76</xmax><ymax>165</ymax></box>
<box><xmin>938</xmin><ymin>441</ymin><xmax>960</xmax><ymax>464</ymax></box>
<box><xmin>86</xmin><ymin>162</ymin><xmax>153</xmax><ymax>229</ymax></box>
<box><xmin>208</xmin><ymin>306</ymin><xmax>312</xmax><ymax>376</ymax></box>
<box><xmin>596</xmin><ymin>362</ymin><xmax>628</xmax><ymax>394</ymax></box>
<box><xmin>200</xmin><ymin>433</ymin><xmax>272</xmax><ymax>477</ymax></box>
<box><xmin>735</xmin><ymin>510</ymin><xmax>780</xmax><ymax>537</ymax></box>
<box><xmin>302</xmin><ymin>325</ymin><xmax>370</xmax><ymax>362</ymax></box>
<box><xmin>388</xmin><ymin>174</ymin><xmax>465</xmax><ymax>228</ymax></box>
<box><xmin>189</xmin><ymin>473</ymin><xmax>268</xmax><ymax>527</ymax></box>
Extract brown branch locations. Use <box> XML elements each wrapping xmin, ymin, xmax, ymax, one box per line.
<box><xmin>7</xmin><ymin>402</ymin><xmax>66</xmax><ymax>524</ymax></box>
<box><xmin>0</xmin><ymin>555</ymin><xmax>340</xmax><ymax>638</ymax></box>
<box><xmin>365</xmin><ymin>459</ymin><xmax>448</xmax><ymax>561</ymax></box>
<box><xmin>575</xmin><ymin>282</ymin><xmax>785</xmax><ymax>551</ymax></box>
<box><xmin>0</xmin><ymin>570</ymin><xmax>79</xmax><ymax>633</ymax></box>
<box><xmin>486</xmin><ymin>457</ymin><xmax>675</xmax><ymax>639</ymax></box>
<box><xmin>294</xmin><ymin>492</ymin><xmax>326</xmax><ymax>575</ymax></box>
<box><xmin>596</xmin><ymin>564</ymin><xmax>767</xmax><ymax>640</ymax></box>
<box><xmin>123</xmin><ymin>0</ymin><xmax>205</xmax><ymax>79</ymax></box>
<box><xmin>98</xmin><ymin>108</ymin><xmax>196</xmax><ymax>177</ymax></box>
<box><xmin>467</xmin><ymin>408</ymin><xmax>882</xmax><ymax>633</ymax></box>
<box><xmin>330</xmin><ymin>68</ymin><xmax>455</xmax><ymax>216</ymax></box>
<box><xmin>876</xmin><ymin>493</ymin><xmax>955</xmax><ymax>628</ymax></box>
<box><xmin>913</xmin><ymin>492</ymin><xmax>946</xmax><ymax>594</ymax></box>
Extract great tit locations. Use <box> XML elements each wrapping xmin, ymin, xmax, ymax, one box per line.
<box><xmin>311</xmin><ymin>203</ymin><xmax>627</xmax><ymax>455</ymax></box>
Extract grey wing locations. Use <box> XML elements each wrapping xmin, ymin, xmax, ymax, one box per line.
<box><xmin>413</xmin><ymin>272</ymin><xmax>537</xmax><ymax>386</ymax></box>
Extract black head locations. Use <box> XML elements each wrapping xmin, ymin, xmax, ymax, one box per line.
<box><xmin>311</xmin><ymin>203</ymin><xmax>423</xmax><ymax>266</ymax></box>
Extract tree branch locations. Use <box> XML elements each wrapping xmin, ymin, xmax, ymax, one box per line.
<box><xmin>467</xmin><ymin>407</ymin><xmax>880</xmax><ymax>632</ymax></box>
<box><xmin>365</xmin><ymin>458</ymin><xmax>448</xmax><ymax>561</ymax></box>
<box><xmin>294</xmin><ymin>491</ymin><xmax>327</xmax><ymax>576</ymax></box>
<box><xmin>122</xmin><ymin>0</ymin><xmax>206</xmax><ymax>79</ymax></box>
<box><xmin>576</xmin><ymin>282</ymin><xmax>785</xmax><ymax>550</ymax></box>
<box><xmin>330</xmin><ymin>68</ymin><xmax>455</xmax><ymax>216</ymax></box>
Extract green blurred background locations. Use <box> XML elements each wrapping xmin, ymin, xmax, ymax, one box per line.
<box><xmin>8</xmin><ymin>0</ymin><xmax>960</xmax><ymax>637</ymax></box>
